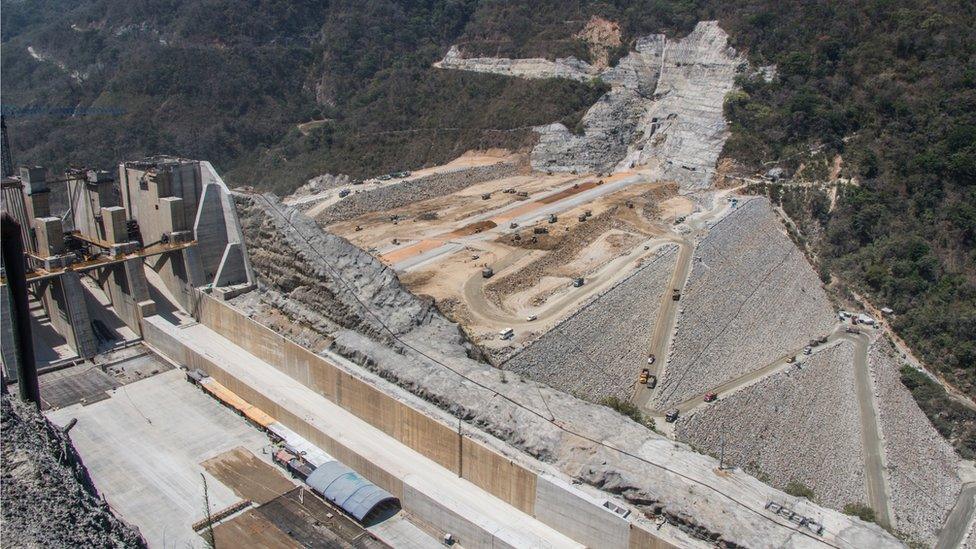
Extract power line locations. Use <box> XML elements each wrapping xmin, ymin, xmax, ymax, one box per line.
<box><xmin>244</xmin><ymin>190</ymin><xmax>858</xmax><ymax>548</ymax></box>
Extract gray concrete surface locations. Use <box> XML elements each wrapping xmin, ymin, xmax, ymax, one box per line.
<box><xmin>45</xmin><ymin>369</ymin><xmax>278</xmax><ymax>548</ymax></box>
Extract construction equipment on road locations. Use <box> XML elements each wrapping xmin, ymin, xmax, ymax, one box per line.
<box><xmin>578</xmin><ymin>214</ymin><xmax>587</xmax><ymax>222</ymax></box>
<box><xmin>672</xmin><ymin>289</ymin><xmax>681</xmax><ymax>301</ymax></box>
<box><xmin>665</xmin><ymin>410</ymin><xmax>679</xmax><ymax>423</ymax></box>
<box><xmin>481</xmin><ymin>193</ymin><xmax>491</xmax><ymax>200</ymax></box>
<box><xmin>573</xmin><ymin>277</ymin><xmax>584</xmax><ymax>287</ymax></box>
<box><xmin>499</xmin><ymin>328</ymin><xmax>514</xmax><ymax>340</ymax></box>
<box><xmin>482</xmin><ymin>267</ymin><xmax>493</xmax><ymax>278</ymax></box>
<box><xmin>338</xmin><ymin>188</ymin><xmax>351</xmax><ymax>198</ymax></box>
<box><xmin>704</xmin><ymin>392</ymin><xmax>718</xmax><ymax>403</ymax></box>
<box><xmin>639</xmin><ymin>369</ymin><xmax>650</xmax><ymax>385</ymax></box>
<box><xmin>509</xmin><ymin>222</ymin><xmax>518</xmax><ymax>229</ymax></box>
<box><xmin>646</xmin><ymin>374</ymin><xmax>657</xmax><ymax>389</ymax></box>
<box><xmin>548</xmin><ymin>214</ymin><xmax>558</xmax><ymax>224</ymax></box>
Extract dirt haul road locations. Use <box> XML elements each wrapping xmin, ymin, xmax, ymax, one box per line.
<box><xmin>461</xmin><ymin>240</ymin><xmax>675</xmax><ymax>330</ymax></box>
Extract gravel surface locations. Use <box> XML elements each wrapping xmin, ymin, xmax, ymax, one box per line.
<box><xmin>314</xmin><ymin>163</ymin><xmax>518</xmax><ymax>226</ymax></box>
<box><xmin>869</xmin><ymin>338</ymin><xmax>961</xmax><ymax>546</ymax></box>
<box><xmin>676</xmin><ymin>341</ymin><xmax>868</xmax><ymax>509</ymax></box>
<box><xmin>655</xmin><ymin>197</ymin><xmax>836</xmax><ymax>408</ymax></box>
<box><xmin>503</xmin><ymin>245</ymin><xmax>678</xmax><ymax>402</ymax></box>
<box><xmin>1</xmin><ymin>393</ymin><xmax>145</xmax><ymax>548</ymax></box>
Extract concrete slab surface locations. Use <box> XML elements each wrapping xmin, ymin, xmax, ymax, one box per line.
<box><xmin>147</xmin><ymin>314</ymin><xmax>584</xmax><ymax>548</ymax></box>
<box><xmin>45</xmin><ymin>369</ymin><xmax>276</xmax><ymax>548</ymax></box>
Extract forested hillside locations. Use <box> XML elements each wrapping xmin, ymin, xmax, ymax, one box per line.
<box><xmin>2</xmin><ymin>0</ymin><xmax>974</xmax><ymax>433</ymax></box>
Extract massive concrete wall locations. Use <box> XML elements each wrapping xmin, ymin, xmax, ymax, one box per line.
<box><xmin>160</xmin><ymin>292</ymin><xmax>676</xmax><ymax>549</ymax></box>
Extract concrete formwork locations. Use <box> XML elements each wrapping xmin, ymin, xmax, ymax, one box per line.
<box><xmin>162</xmin><ymin>292</ymin><xmax>679</xmax><ymax>549</ymax></box>
<box><xmin>40</xmin><ymin>272</ymin><xmax>97</xmax><ymax>358</ymax></box>
<box><xmin>95</xmin><ymin>258</ymin><xmax>154</xmax><ymax>335</ymax></box>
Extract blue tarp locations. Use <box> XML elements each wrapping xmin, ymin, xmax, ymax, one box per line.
<box><xmin>305</xmin><ymin>461</ymin><xmax>398</xmax><ymax>521</ymax></box>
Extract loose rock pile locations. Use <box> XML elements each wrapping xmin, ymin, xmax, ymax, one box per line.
<box><xmin>503</xmin><ymin>245</ymin><xmax>677</xmax><ymax>401</ymax></box>
<box><xmin>869</xmin><ymin>338</ymin><xmax>961</xmax><ymax>545</ymax></box>
<box><xmin>677</xmin><ymin>341</ymin><xmax>868</xmax><ymax>509</ymax></box>
<box><xmin>1</xmin><ymin>394</ymin><xmax>145</xmax><ymax>548</ymax></box>
<box><xmin>315</xmin><ymin>162</ymin><xmax>518</xmax><ymax>226</ymax></box>
<box><xmin>655</xmin><ymin>198</ymin><xmax>835</xmax><ymax>408</ymax></box>
<box><xmin>289</xmin><ymin>173</ymin><xmax>351</xmax><ymax>202</ymax></box>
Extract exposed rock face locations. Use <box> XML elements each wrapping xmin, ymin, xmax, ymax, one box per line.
<box><xmin>434</xmin><ymin>45</ymin><xmax>600</xmax><ymax>82</ymax></box>
<box><xmin>504</xmin><ymin>244</ymin><xmax>677</xmax><ymax>402</ymax></box>
<box><xmin>234</xmin><ymin>193</ymin><xmax>474</xmax><ymax>351</ymax></box>
<box><xmin>435</xmin><ymin>21</ymin><xmax>744</xmax><ymax>190</ymax></box>
<box><xmin>231</xmin><ymin>196</ymin><xmax>902</xmax><ymax>548</ymax></box>
<box><xmin>1</xmin><ymin>394</ymin><xmax>145</xmax><ymax>548</ymax></box>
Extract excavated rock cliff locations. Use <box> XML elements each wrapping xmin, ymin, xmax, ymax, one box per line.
<box><xmin>435</xmin><ymin>21</ymin><xmax>744</xmax><ymax>190</ymax></box>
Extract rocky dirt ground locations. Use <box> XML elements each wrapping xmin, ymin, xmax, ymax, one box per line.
<box><xmin>676</xmin><ymin>341</ymin><xmax>868</xmax><ymax>510</ymax></box>
<box><xmin>869</xmin><ymin>338</ymin><xmax>961</xmax><ymax>545</ymax></box>
<box><xmin>1</xmin><ymin>393</ymin><xmax>145</xmax><ymax>548</ymax></box>
<box><xmin>655</xmin><ymin>197</ymin><xmax>836</xmax><ymax>408</ymax></box>
<box><xmin>503</xmin><ymin>244</ymin><xmax>677</xmax><ymax>402</ymax></box>
<box><xmin>315</xmin><ymin>161</ymin><xmax>520</xmax><ymax>227</ymax></box>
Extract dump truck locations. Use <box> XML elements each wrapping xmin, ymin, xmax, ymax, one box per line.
<box><xmin>646</xmin><ymin>374</ymin><xmax>657</xmax><ymax>389</ymax></box>
<box><xmin>665</xmin><ymin>410</ymin><xmax>679</xmax><ymax>423</ymax></box>
<box><xmin>482</xmin><ymin>267</ymin><xmax>494</xmax><ymax>278</ymax></box>
<box><xmin>639</xmin><ymin>369</ymin><xmax>650</xmax><ymax>385</ymax></box>
<box><xmin>499</xmin><ymin>328</ymin><xmax>514</xmax><ymax>340</ymax></box>
<box><xmin>672</xmin><ymin>289</ymin><xmax>681</xmax><ymax>301</ymax></box>
<box><xmin>573</xmin><ymin>277</ymin><xmax>584</xmax><ymax>287</ymax></box>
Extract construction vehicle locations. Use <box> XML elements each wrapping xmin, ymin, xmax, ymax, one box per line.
<box><xmin>704</xmin><ymin>392</ymin><xmax>718</xmax><ymax>403</ymax></box>
<box><xmin>533</xmin><ymin>227</ymin><xmax>548</xmax><ymax>235</ymax></box>
<box><xmin>338</xmin><ymin>188</ymin><xmax>351</xmax><ymax>198</ymax></box>
<box><xmin>482</xmin><ymin>193</ymin><xmax>491</xmax><ymax>200</ymax></box>
<box><xmin>509</xmin><ymin>222</ymin><xmax>518</xmax><ymax>229</ymax></box>
<box><xmin>672</xmin><ymin>289</ymin><xmax>681</xmax><ymax>301</ymax></box>
<box><xmin>846</xmin><ymin>327</ymin><xmax>860</xmax><ymax>334</ymax></box>
<box><xmin>665</xmin><ymin>410</ymin><xmax>679</xmax><ymax>423</ymax></box>
<box><xmin>803</xmin><ymin>347</ymin><xmax>812</xmax><ymax>355</ymax></box>
<box><xmin>646</xmin><ymin>374</ymin><xmax>657</xmax><ymax>389</ymax></box>
<box><xmin>548</xmin><ymin>214</ymin><xmax>558</xmax><ymax>224</ymax></box>
<box><xmin>354</xmin><ymin>225</ymin><xmax>363</xmax><ymax>232</ymax></box>
<box><xmin>639</xmin><ymin>369</ymin><xmax>650</xmax><ymax>385</ymax></box>
<box><xmin>526</xmin><ymin>315</ymin><xmax>537</xmax><ymax>322</ymax></box>
<box><xmin>573</xmin><ymin>277</ymin><xmax>584</xmax><ymax>287</ymax></box>
<box><xmin>482</xmin><ymin>267</ymin><xmax>494</xmax><ymax>278</ymax></box>
<box><xmin>786</xmin><ymin>356</ymin><xmax>797</xmax><ymax>364</ymax></box>
<box><xmin>578</xmin><ymin>214</ymin><xmax>587</xmax><ymax>222</ymax></box>
<box><xmin>499</xmin><ymin>328</ymin><xmax>514</xmax><ymax>340</ymax></box>
<box><xmin>517</xmin><ymin>191</ymin><xmax>529</xmax><ymax>198</ymax></box>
